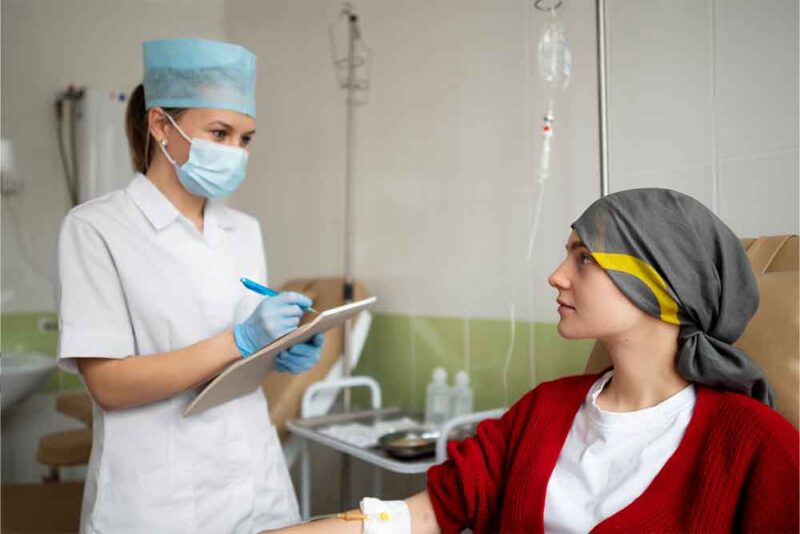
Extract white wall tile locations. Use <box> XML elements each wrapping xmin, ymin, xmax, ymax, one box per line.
<box><xmin>612</xmin><ymin>163</ymin><xmax>715</xmax><ymax>208</ymax></box>
<box><xmin>605</xmin><ymin>0</ymin><xmax>713</xmax><ymax>177</ymax></box>
<box><xmin>714</xmin><ymin>0</ymin><xmax>799</xmax><ymax>158</ymax></box>
<box><xmin>718</xmin><ymin>149</ymin><xmax>799</xmax><ymax>237</ymax></box>
<box><xmin>605</xmin><ymin>0</ymin><xmax>797</xmax><ymax>240</ymax></box>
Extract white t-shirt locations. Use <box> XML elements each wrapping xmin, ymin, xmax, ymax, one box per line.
<box><xmin>543</xmin><ymin>370</ymin><xmax>696</xmax><ymax>533</ymax></box>
<box><xmin>56</xmin><ymin>173</ymin><xmax>299</xmax><ymax>533</ymax></box>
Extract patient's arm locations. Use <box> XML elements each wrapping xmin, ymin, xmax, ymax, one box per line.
<box><xmin>406</xmin><ymin>492</ymin><xmax>441</xmax><ymax>533</ymax></box>
<box><xmin>263</xmin><ymin>491</ymin><xmax>440</xmax><ymax>534</ymax></box>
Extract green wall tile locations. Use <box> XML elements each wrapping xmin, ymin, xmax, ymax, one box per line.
<box><xmin>42</xmin><ymin>372</ymin><xmax>61</xmax><ymax>393</ymax></box>
<box><xmin>1</xmin><ymin>312</ymin><xmax>58</xmax><ymax>355</ymax></box>
<box><xmin>468</xmin><ymin>318</ymin><xmax>532</xmax><ymax>410</ymax></box>
<box><xmin>60</xmin><ymin>371</ymin><xmax>85</xmax><ymax>392</ymax></box>
<box><xmin>1</xmin><ymin>309</ymin><xmax>596</xmax><ymax>405</ymax></box>
<box><xmin>2</xmin><ymin>312</ymin><xmax>62</xmax><ymax>395</ymax></box>
<box><xmin>1</xmin><ymin>312</ymin><xmax>85</xmax><ymax>394</ymax></box>
<box><xmin>532</xmin><ymin>323</ymin><xmax>594</xmax><ymax>384</ymax></box>
<box><xmin>356</xmin><ymin>313</ymin><xmax>599</xmax><ymax>414</ymax></box>
<box><xmin>410</xmin><ymin>316</ymin><xmax>465</xmax><ymax>412</ymax></box>
<box><xmin>355</xmin><ymin>314</ymin><xmax>414</xmax><ymax>410</ymax></box>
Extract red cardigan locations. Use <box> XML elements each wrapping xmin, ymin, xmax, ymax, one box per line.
<box><xmin>427</xmin><ymin>372</ymin><xmax>799</xmax><ymax>533</ymax></box>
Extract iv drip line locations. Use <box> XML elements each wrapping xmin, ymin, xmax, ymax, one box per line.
<box><xmin>502</xmin><ymin>1</ymin><xmax>571</xmax><ymax>407</ymax></box>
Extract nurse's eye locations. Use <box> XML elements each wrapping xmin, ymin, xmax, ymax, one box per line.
<box><xmin>578</xmin><ymin>252</ymin><xmax>594</xmax><ymax>265</ymax></box>
<box><xmin>241</xmin><ymin>135</ymin><xmax>253</xmax><ymax>146</ymax></box>
<box><xmin>211</xmin><ymin>129</ymin><xmax>227</xmax><ymax>140</ymax></box>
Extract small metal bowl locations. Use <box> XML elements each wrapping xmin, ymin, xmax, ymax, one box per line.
<box><xmin>378</xmin><ymin>428</ymin><xmax>440</xmax><ymax>459</ymax></box>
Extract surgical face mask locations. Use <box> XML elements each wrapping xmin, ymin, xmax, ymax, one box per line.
<box><xmin>158</xmin><ymin>113</ymin><xmax>249</xmax><ymax>199</ymax></box>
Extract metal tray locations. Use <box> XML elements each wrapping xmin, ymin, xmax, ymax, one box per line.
<box><xmin>378</xmin><ymin>427</ymin><xmax>440</xmax><ymax>459</ymax></box>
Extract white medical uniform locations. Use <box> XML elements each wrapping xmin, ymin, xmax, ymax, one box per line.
<box><xmin>56</xmin><ymin>173</ymin><xmax>300</xmax><ymax>533</ymax></box>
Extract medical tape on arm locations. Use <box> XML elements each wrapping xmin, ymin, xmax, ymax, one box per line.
<box><xmin>358</xmin><ymin>497</ymin><xmax>411</xmax><ymax>534</ymax></box>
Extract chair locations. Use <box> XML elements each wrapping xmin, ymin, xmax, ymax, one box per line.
<box><xmin>35</xmin><ymin>393</ymin><xmax>93</xmax><ymax>482</ymax></box>
<box><xmin>585</xmin><ymin>235</ymin><xmax>799</xmax><ymax>429</ymax></box>
<box><xmin>36</xmin><ymin>428</ymin><xmax>92</xmax><ymax>483</ymax></box>
<box><xmin>264</xmin><ymin>277</ymin><xmax>371</xmax><ymax>443</ymax></box>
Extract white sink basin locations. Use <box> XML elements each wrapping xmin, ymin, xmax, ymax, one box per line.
<box><xmin>1</xmin><ymin>352</ymin><xmax>57</xmax><ymax>413</ymax></box>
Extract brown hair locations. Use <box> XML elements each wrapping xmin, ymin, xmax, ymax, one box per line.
<box><xmin>125</xmin><ymin>84</ymin><xmax>186</xmax><ymax>173</ymax></box>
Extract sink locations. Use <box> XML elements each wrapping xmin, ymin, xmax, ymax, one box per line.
<box><xmin>1</xmin><ymin>352</ymin><xmax>58</xmax><ymax>413</ymax></box>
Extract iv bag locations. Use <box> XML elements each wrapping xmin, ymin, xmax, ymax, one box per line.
<box><xmin>537</xmin><ymin>22</ymin><xmax>572</xmax><ymax>91</ymax></box>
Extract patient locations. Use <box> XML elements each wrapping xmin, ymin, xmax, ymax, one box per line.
<box><xmin>271</xmin><ymin>189</ymin><xmax>799</xmax><ymax>534</ymax></box>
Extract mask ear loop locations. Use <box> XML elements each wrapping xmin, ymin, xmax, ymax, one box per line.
<box><xmin>143</xmin><ymin>107</ymin><xmax>154</xmax><ymax>173</ymax></box>
<box><xmin>162</xmin><ymin>112</ymin><xmax>193</xmax><ymax>144</ymax></box>
<box><xmin>144</xmin><ymin>128</ymin><xmax>152</xmax><ymax>172</ymax></box>
<box><xmin>144</xmin><ymin>110</ymin><xmax>177</xmax><ymax>172</ymax></box>
<box><xmin>152</xmin><ymin>111</ymin><xmax>190</xmax><ymax>167</ymax></box>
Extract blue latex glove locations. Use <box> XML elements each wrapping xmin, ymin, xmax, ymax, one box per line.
<box><xmin>233</xmin><ymin>292</ymin><xmax>312</xmax><ymax>357</ymax></box>
<box><xmin>275</xmin><ymin>332</ymin><xmax>325</xmax><ymax>374</ymax></box>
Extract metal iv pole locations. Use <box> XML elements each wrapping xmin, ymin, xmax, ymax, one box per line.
<box><xmin>329</xmin><ymin>1</ymin><xmax>371</xmax><ymax>507</ymax></box>
<box><xmin>596</xmin><ymin>0</ymin><xmax>610</xmax><ymax>196</ymax></box>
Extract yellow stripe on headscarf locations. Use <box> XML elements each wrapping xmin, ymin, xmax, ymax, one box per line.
<box><xmin>591</xmin><ymin>252</ymin><xmax>681</xmax><ymax>325</ymax></box>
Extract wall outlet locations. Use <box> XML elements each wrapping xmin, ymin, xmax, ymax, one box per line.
<box><xmin>37</xmin><ymin>317</ymin><xmax>59</xmax><ymax>333</ymax></box>
<box><xmin>1</xmin><ymin>172</ymin><xmax>23</xmax><ymax>196</ymax></box>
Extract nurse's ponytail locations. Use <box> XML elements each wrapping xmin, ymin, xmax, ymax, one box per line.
<box><xmin>125</xmin><ymin>84</ymin><xmax>186</xmax><ymax>174</ymax></box>
<box><xmin>125</xmin><ymin>84</ymin><xmax>151</xmax><ymax>174</ymax></box>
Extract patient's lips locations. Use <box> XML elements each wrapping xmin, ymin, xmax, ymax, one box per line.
<box><xmin>557</xmin><ymin>298</ymin><xmax>575</xmax><ymax>313</ymax></box>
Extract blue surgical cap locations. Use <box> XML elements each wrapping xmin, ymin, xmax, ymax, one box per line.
<box><xmin>143</xmin><ymin>38</ymin><xmax>257</xmax><ymax>118</ymax></box>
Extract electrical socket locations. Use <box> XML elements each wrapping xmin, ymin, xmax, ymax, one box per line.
<box><xmin>1</xmin><ymin>172</ymin><xmax>23</xmax><ymax>196</ymax></box>
<box><xmin>37</xmin><ymin>317</ymin><xmax>59</xmax><ymax>333</ymax></box>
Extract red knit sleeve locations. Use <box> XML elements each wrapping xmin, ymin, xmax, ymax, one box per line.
<box><xmin>736</xmin><ymin>411</ymin><xmax>799</xmax><ymax>533</ymax></box>
<box><xmin>425</xmin><ymin>387</ymin><xmax>540</xmax><ymax>533</ymax></box>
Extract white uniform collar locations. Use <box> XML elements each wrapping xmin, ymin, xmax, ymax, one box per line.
<box><xmin>127</xmin><ymin>173</ymin><xmax>236</xmax><ymax>232</ymax></box>
<box><xmin>204</xmin><ymin>197</ymin><xmax>237</xmax><ymax>230</ymax></box>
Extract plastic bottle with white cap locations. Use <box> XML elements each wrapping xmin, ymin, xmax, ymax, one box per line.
<box><xmin>425</xmin><ymin>367</ymin><xmax>450</xmax><ymax>427</ymax></box>
<box><xmin>450</xmin><ymin>370</ymin><xmax>474</xmax><ymax>418</ymax></box>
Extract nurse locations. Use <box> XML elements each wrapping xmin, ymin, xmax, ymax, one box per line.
<box><xmin>55</xmin><ymin>38</ymin><xmax>320</xmax><ymax>533</ymax></box>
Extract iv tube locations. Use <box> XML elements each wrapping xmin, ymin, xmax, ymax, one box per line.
<box><xmin>501</xmin><ymin>7</ymin><xmax>572</xmax><ymax>407</ymax></box>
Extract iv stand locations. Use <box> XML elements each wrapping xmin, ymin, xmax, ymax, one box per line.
<box><xmin>596</xmin><ymin>0</ymin><xmax>610</xmax><ymax>196</ymax></box>
<box><xmin>341</xmin><ymin>3</ymin><xmax>359</xmax><ymax>415</ymax></box>
<box><xmin>335</xmin><ymin>2</ymin><xmax>362</xmax><ymax>508</ymax></box>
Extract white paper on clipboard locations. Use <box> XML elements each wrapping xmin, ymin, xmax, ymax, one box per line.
<box><xmin>183</xmin><ymin>296</ymin><xmax>377</xmax><ymax>417</ymax></box>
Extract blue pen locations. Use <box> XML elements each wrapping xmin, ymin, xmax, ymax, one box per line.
<box><xmin>240</xmin><ymin>277</ymin><xmax>318</xmax><ymax>313</ymax></box>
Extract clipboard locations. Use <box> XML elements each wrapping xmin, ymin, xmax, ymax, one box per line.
<box><xmin>183</xmin><ymin>296</ymin><xmax>377</xmax><ymax>417</ymax></box>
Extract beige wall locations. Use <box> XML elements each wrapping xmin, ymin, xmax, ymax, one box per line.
<box><xmin>224</xmin><ymin>0</ymin><xmax>601</xmax><ymax>323</ymax></box>
<box><xmin>2</xmin><ymin>0</ymin><xmax>797</xmax><ymax>321</ymax></box>
<box><xmin>605</xmin><ymin>0</ymin><xmax>799</xmax><ymax>237</ymax></box>
<box><xmin>223</xmin><ymin>0</ymin><xmax>798</xmax><ymax>324</ymax></box>
<box><xmin>1</xmin><ymin>0</ymin><xmax>797</xmax><ymax>497</ymax></box>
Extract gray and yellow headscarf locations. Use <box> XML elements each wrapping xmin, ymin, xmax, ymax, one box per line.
<box><xmin>572</xmin><ymin>188</ymin><xmax>775</xmax><ymax>407</ymax></box>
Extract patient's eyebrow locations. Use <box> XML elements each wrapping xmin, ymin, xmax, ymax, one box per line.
<box><xmin>566</xmin><ymin>240</ymin><xmax>588</xmax><ymax>252</ymax></box>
